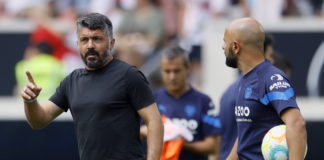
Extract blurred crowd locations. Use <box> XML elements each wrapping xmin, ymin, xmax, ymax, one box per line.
<box><xmin>4</xmin><ymin>0</ymin><xmax>324</xmax><ymax>93</ymax></box>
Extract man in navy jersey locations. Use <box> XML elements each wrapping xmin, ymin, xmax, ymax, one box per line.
<box><xmin>218</xmin><ymin>34</ymin><xmax>284</xmax><ymax>160</ymax></box>
<box><xmin>222</xmin><ymin>18</ymin><xmax>307</xmax><ymax>160</ymax></box>
<box><xmin>155</xmin><ymin>45</ymin><xmax>221</xmax><ymax>160</ymax></box>
<box><xmin>20</xmin><ymin>13</ymin><xmax>163</xmax><ymax>160</ymax></box>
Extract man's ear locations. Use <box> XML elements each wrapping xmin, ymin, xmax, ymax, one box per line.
<box><xmin>233</xmin><ymin>41</ymin><xmax>240</xmax><ymax>54</ymax></box>
<box><xmin>110</xmin><ymin>38</ymin><xmax>115</xmax><ymax>49</ymax></box>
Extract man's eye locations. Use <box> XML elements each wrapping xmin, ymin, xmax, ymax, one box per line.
<box><xmin>174</xmin><ymin>69</ymin><xmax>180</xmax><ymax>73</ymax></box>
<box><xmin>80</xmin><ymin>38</ymin><xmax>88</xmax><ymax>42</ymax></box>
<box><xmin>164</xmin><ymin>70</ymin><xmax>170</xmax><ymax>74</ymax></box>
<box><xmin>93</xmin><ymin>37</ymin><xmax>103</xmax><ymax>41</ymax></box>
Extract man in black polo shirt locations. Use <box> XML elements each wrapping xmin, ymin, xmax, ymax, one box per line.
<box><xmin>20</xmin><ymin>13</ymin><xmax>163</xmax><ymax>160</ymax></box>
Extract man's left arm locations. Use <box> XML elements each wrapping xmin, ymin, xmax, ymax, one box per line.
<box><xmin>281</xmin><ymin>108</ymin><xmax>307</xmax><ymax>160</ymax></box>
<box><xmin>183</xmin><ymin>135</ymin><xmax>220</xmax><ymax>155</ymax></box>
<box><xmin>187</xmin><ymin>97</ymin><xmax>221</xmax><ymax>157</ymax></box>
<box><xmin>138</xmin><ymin>103</ymin><xmax>163</xmax><ymax>160</ymax></box>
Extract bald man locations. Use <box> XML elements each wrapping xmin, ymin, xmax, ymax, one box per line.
<box><xmin>222</xmin><ymin>18</ymin><xmax>307</xmax><ymax>160</ymax></box>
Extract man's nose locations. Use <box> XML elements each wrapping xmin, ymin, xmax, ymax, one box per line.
<box><xmin>169</xmin><ymin>72</ymin><xmax>176</xmax><ymax>80</ymax></box>
<box><xmin>87</xmin><ymin>39</ymin><xmax>95</xmax><ymax>49</ymax></box>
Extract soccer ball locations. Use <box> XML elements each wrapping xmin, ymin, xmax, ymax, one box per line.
<box><xmin>261</xmin><ymin>125</ymin><xmax>306</xmax><ymax>160</ymax></box>
<box><xmin>261</xmin><ymin>125</ymin><xmax>288</xmax><ymax>160</ymax></box>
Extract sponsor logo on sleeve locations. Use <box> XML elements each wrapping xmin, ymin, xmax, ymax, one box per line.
<box><xmin>270</xmin><ymin>74</ymin><xmax>284</xmax><ymax>81</ymax></box>
<box><xmin>269</xmin><ymin>81</ymin><xmax>291</xmax><ymax>91</ymax></box>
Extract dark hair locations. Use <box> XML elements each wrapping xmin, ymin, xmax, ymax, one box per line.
<box><xmin>264</xmin><ymin>34</ymin><xmax>274</xmax><ymax>52</ymax></box>
<box><xmin>160</xmin><ymin>45</ymin><xmax>190</xmax><ymax>67</ymax></box>
<box><xmin>76</xmin><ymin>13</ymin><xmax>113</xmax><ymax>39</ymax></box>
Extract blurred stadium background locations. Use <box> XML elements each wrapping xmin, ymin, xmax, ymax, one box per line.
<box><xmin>0</xmin><ymin>0</ymin><xmax>323</xmax><ymax>159</ymax></box>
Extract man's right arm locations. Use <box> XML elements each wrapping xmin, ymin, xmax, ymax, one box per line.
<box><xmin>21</xmin><ymin>71</ymin><xmax>64</xmax><ymax>129</ymax></box>
<box><xmin>24</xmin><ymin>100</ymin><xmax>64</xmax><ymax>129</ymax></box>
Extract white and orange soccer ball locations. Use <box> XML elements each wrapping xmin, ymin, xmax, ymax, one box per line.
<box><xmin>261</xmin><ymin>125</ymin><xmax>307</xmax><ymax>160</ymax></box>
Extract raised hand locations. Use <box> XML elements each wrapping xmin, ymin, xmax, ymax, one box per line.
<box><xmin>21</xmin><ymin>71</ymin><xmax>42</xmax><ymax>103</ymax></box>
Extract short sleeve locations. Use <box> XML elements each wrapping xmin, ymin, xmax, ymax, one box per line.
<box><xmin>260</xmin><ymin>73</ymin><xmax>299</xmax><ymax>116</ymax></box>
<box><xmin>125</xmin><ymin>67</ymin><xmax>155</xmax><ymax>111</ymax></box>
<box><xmin>49</xmin><ymin>75</ymin><xmax>70</xmax><ymax>112</ymax></box>
<box><xmin>200</xmin><ymin>96</ymin><xmax>222</xmax><ymax>137</ymax></box>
